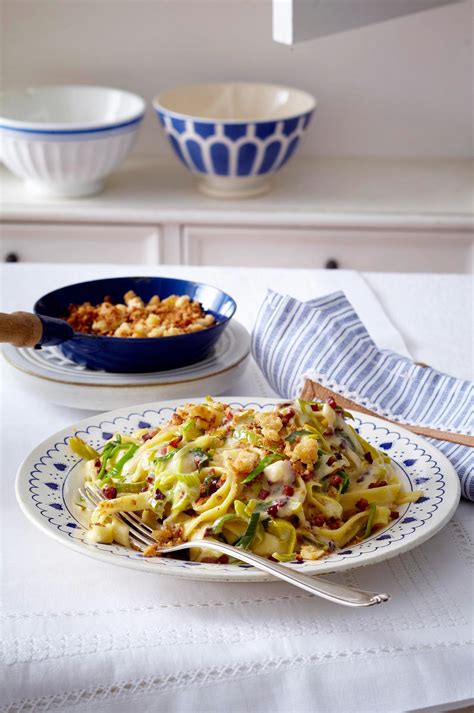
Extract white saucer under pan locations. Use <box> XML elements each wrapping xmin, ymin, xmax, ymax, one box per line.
<box><xmin>2</xmin><ymin>321</ymin><xmax>250</xmax><ymax>411</ymax></box>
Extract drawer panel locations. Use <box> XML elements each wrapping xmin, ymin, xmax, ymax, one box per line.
<box><xmin>1</xmin><ymin>223</ymin><xmax>161</xmax><ymax>264</ymax></box>
<box><xmin>182</xmin><ymin>226</ymin><xmax>473</xmax><ymax>273</ymax></box>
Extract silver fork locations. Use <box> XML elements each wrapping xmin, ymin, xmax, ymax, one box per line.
<box><xmin>80</xmin><ymin>483</ymin><xmax>390</xmax><ymax>607</ymax></box>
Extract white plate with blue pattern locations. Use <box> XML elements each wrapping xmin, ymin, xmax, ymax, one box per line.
<box><xmin>3</xmin><ymin>321</ymin><xmax>250</xmax><ymax>411</ymax></box>
<box><xmin>15</xmin><ymin>397</ymin><xmax>461</xmax><ymax>581</ymax></box>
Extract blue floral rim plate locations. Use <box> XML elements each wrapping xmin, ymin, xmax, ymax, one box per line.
<box><xmin>15</xmin><ymin>398</ymin><xmax>461</xmax><ymax>582</ymax></box>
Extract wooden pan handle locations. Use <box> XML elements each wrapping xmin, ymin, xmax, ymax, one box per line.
<box><xmin>0</xmin><ymin>311</ymin><xmax>43</xmax><ymax>347</ymax></box>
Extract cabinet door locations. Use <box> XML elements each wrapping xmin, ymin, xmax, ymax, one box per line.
<box><xmin>1</xmin><ymin>223</ymin><xmax>161</xmax><ymax>264</ymax></box>
<box><xmin>182</xmin><ymin>225</ymin><xmax>473</xmax><ymax>273</ymax></box>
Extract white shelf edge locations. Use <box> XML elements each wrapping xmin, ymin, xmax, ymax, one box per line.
<box><xmin>1</xmin><ymin>155</ymin><xmax>472</xmax><ymax>232</ymax></box>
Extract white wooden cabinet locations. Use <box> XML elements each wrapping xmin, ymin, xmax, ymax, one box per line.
<box><xmin>1</xmin><ymin>158</ymin><xmax>472</xmax><ymax>273</ymax></box>
<box><xmin>1</xmin><ymin>224</ymin><xmax>161</xmax><ymax>264</ymax></box>
<box><xmin>182</xmin><ymin>225</ymin><xmax>473</xmax><ymax>273</ymax></box>
<box><xmin>1</xmin><ymin>221</ymin><xmax>473</xmax><ymax>273</ymax></box>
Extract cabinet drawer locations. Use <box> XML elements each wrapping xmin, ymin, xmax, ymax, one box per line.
<box><xmin>182</xmin><ymin>226</ymin><xmax>473</xmax><ymax>273</ymax></box>
<box><xmin>1</xmin><ymin>223</ymin><xmax>161</xmax><ymax>264</ymax></box>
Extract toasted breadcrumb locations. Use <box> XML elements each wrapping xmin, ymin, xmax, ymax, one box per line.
<box><xmin>255</xmin><ymin>412</ymin><xmax>283</xmax><ymax>442</ymax></box>
<box><xmin>227</xmin><ymin>449</ymin><xmax>259</xmax><ymax>476</ymax></box>
<box><xmin>66</xmin><ymin>290</ymin><xmax>216</xmax><ymax>337</ymax></box>
<box><xmin>300</xmin><ymin>544</ymin><xmax>326</xmax><ymax>560</ymax></box>
<box><xmin>292</xmin><ymin>437</ymin><xmax>319</xmax><ymax>466</ymax></box>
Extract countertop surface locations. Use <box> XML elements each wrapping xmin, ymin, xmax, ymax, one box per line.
<box><xmin>1</xmin><ymin>155</ymin><xmax>473</xmax><ymax>228</ymax></box>
<box><xmin>1</xmin><ymin>264</ymin><xmax>472</xmax><ymax>713</ymax></box>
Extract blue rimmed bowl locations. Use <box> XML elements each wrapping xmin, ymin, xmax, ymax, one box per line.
<box><xmin>0</xmin><ymin>85</ymin><xmax>145</xmax><ymax>197</ymax></box>
<box><xmin>153</xmin><ymin>82</ymin><xmax>316</xmax><ymax>198</ymax></box>
<box><xmin>34</xmin><ymin>276</ymin><xmax>236</xmax><ymax>373</ymax></box>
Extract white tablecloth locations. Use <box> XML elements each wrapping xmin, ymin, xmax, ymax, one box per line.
<box><xmin>1</xmin><ymin>265</ymin><xmax>472</xmax><ymax>713</ymax></box>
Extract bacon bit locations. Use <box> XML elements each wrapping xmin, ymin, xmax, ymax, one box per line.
<box><xmin>310</xmin><ymin>404</ymin><xmax>320</xmax><ymax>412</ymax></box>
<box><xmin>223</xmin><ymin>409</ymin><xmax>233</xmax><ymax>423</ymax></box>
<box><xmin>155</xmin><ymin>489</ymin><xmax>165</xmax><ymax>500</ymax></box>
<box><xmin>390</xmin><ymin>510</ymin><xmax>400</xmax><ymax>519</ymax></box>
<box><xmin>282</xmin><ymin>484</ymin><xmax>294</xmax><ymax>496</ymax></box>
<box><xmin>146</xmin><ymin>474</ymin><xmax>155</xmax><ymax>483</ymax></box>
<box><xmin>323</xmin><ymin>427</ymin><xmax>335</xmax><ymax>436</ymax></box>
<box><xmin>102</xmin><ymin>485</ymin><xmax>117</xmax><ymax>499</ymax></box>
<box><xmin>310</xmin><ymin>513</ymin><xmax>327</xmax><ymax>527</ymax></box>
<box><xmin>364</xmin><ymin>451</ymin><xmax>373</xmax><ymax>464</ymax></box>
<box><xmin>94</xmin><ymin>458</ymin><xmax>101</xmax><ymax>470</ymax></box>
<box><xmin>204</xmin><ymin>527</ymin><xmax>214</xmax><ymax>536</ymax></box>
<box><xmin>369</xmin><ymin>480</ymin><xmax>388</xmax><ymax>489</ymax></box>
<box><xmin>280</xmin><ymin>408</ymin><xmax>295</xmax><ymax>426</ymax></box>
<box><xmin>327</xmin><ymin>455</ymin><xmax>337</xmax><ymax>466</ymax></box>
<box><xmin>171</xmin><ymin>413</ymin><xmax>184</xmax><ymax>425</ymax></box>
<box><xmin>217</xmin><ymin>555</ymin><xmax>229</xmax><ymax>564</ymax></box>
<box><xmin>142</xmin><ymin>428</ymin><xmax>159</xmax><ymax>442</ymax></box>
<box><xmin>140</xmin><ymin>485</ymin><xmax>149</xmax><ymax>492</ymax></box>
<box><xmin>329</xmin><ymin>474</ymin><xmax>343</xmax><ymax>488</ymax></box>
<box><xmin>295</xmin><ymin>554</ymin><xmax>304</xmax><ymax>561</ymax></box>
<box><xmin>327</xmin><ymin>517</ymin><xmax>342</xmax><ymax>530</ymax></box>
<box><xmin>200</xmin><ymin>476</ymin><xmax>220</xmax><ymax>498</ymax></box>
<box><xmin>267</xmin><ymin>503</ymin><xmax>280</xmax><ymax>518</ymax></box>
<box><xmin>169</xmin><ymin>435</ymin><xmax>183</xmax><ymax>448</ymax></box>
<box><xmin>301</xmin><ymin>471</ymin><xmax>313</xmax><ymax>482</ymax></box>
<box><xmin>355</xmin><ymin>498</ymin><xmax>369</xmax><ymax>511</ymax></box>
<box><xmin>326</xmin><ymin>397</ymin><xmax>338</xmax><ymax>410</ymax></box>
<box><xmin>257</xmin><ymin>488</ymin><xmax>270</xmax><ymax>500</ymax></box>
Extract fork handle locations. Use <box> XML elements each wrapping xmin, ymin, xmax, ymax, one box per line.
<box><xmin>82</xmin><ymin>484</ymin><xmax>389</xmax><ymax>607</ymax></box>
<box><xmin>174</xmin><ymin>540</ymin><xmax>390</xmax><ymax>607</ymax></box>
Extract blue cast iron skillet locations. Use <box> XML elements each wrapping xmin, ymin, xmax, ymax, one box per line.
<box><xmin>34</xmin><ymin>276</ymin><xmax>236</xmax><ymax>373</ymax></box>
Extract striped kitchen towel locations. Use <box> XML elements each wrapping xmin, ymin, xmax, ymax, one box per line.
<box><xmin>251</xmin><ymin>290</ymin><xmax>474</xmax><ymax>501</ymax></box>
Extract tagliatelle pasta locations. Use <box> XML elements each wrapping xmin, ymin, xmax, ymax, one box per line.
<box><xmin>73</xmin><ymin>398</ymin><xmax>422</xmax><ymax>563</ymax></box>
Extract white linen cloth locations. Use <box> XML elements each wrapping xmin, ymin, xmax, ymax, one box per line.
<box><xmin>1</xmin><ymin>265</ymin><xmax>473</xmax><ymax>713</ymax></box>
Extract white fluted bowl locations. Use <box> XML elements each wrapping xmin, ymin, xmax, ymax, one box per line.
<box><xmin>153</xmin><ymin>82</ymin><xmax>316</xmax><ymax>198</ymax></box>
<box><xmin>0</xmin><ymin>85</ymin><xmax>145</xmax><ymax>197</ymax></box>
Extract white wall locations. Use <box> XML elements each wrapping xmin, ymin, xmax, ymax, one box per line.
<box><xmin>1</xmin><ymin>0</ymin><xmax>472</xmax><ymax>159</ymax></box>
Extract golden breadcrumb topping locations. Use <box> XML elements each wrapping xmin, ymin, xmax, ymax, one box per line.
<box><xmin>66</xmin><ymin>291</ymin><xmax>216</xmax><ymax>338</ymax></box>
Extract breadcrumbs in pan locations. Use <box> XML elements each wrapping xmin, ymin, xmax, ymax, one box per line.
<box><xmin>66</xmin><ymin>290</ymin><xmax>216</xmax><ymax>338</ymax></box>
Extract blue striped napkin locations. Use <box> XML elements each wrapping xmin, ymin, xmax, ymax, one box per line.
<box><xmin>251</xmin><ymin>290</ymin><xmax>473</xmax><ymax>501</ymax></box>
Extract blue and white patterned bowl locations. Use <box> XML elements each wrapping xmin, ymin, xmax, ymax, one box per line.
<box><xmin>0</xmin><ymin>85</ymin><xmax>145</xmax><ymax>197</ymax></box>
<box><xmin>153</xmin><ymin>82</ymin><xmax>316</xmax><ymax>198</ymax></box>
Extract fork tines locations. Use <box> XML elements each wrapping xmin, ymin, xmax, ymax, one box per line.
<box><xmin>80</xmin><ymin>482</ymin><xmax>156</xmax><ymax>550</ymax></box>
